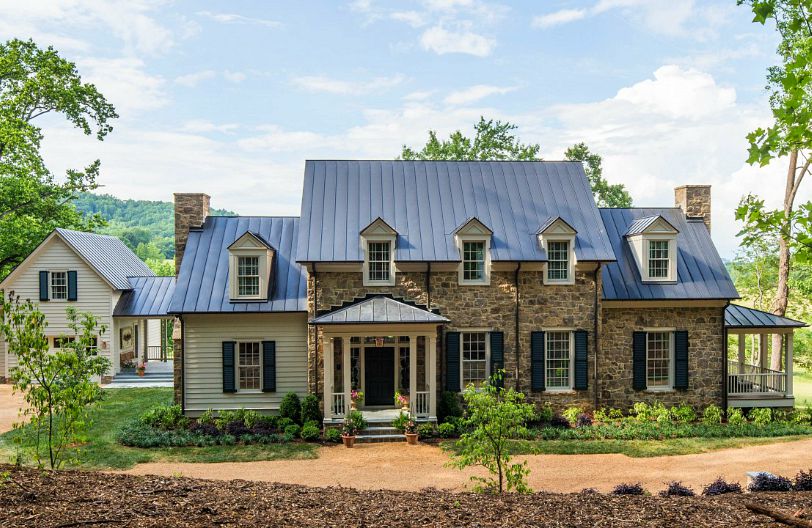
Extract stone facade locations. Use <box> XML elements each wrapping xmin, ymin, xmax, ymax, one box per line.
<box><xmin>600</xmin><ymin>306</ymin><xmax>725</xmax><ymax>409</ymax></box>
<box><xmin>173</xmin><ymin>193</ymin><xmax>210</xmax><ymax>271</ymax></box>
<box><xmin>675</xmin><ymin>185</ymin><xmax>711</xmax><ymax>232</ymax></box>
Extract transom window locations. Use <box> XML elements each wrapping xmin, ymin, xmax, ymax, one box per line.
<box><xmin>646</xmin><ymin>331</ymin><xmax>672</xmax><ymax>389</ymax></box>
<box><xmin>546</xmin><ymin>331</ymin><xmax>572</xmax><ymax>389</ymax></box>
<box><xmin>237</xmin><ymin>256</ymin><xmax>260</xmax><ymax>296</ymax></box>
<box><xmin>51</xmin><ymin>271</ymin><xmax>68</xmax><ymax>300</ymax></box>
<box><xmin>461</xmin><ymin>332</ymin><xmax>488</xmax><ymax>387</ymax></box>
<box><xmin>462</xmin><ymin>241</ymin><xmax>485</xmax><ymax>282</ymax></box>
<box><xmin>547</xmin><ymin>241</ymin><xmax>570</xmax><ymax>281</ymax></box>
<box><xmin>367</xmin><ymin>241</ymin><xmax>391</xmax><ymax>282</ymax></box>
<box><xmin>238</xmin><ymin>341</ymin><xmax>261</xmax><ymax>390</ymax></box>
<box><xmin>648</xmin><ymin>241</ymin><xmax>670</xmax><ymax>279</ymax></box>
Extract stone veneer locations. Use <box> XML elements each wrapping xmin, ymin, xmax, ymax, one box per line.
<box><xmin>600</xmin><ymin>306</ymin><xmax>725</xmax><ymax>409</ymax></box>
<box><xmin>675</xmin><ymin>185</ymin><xmax>711</xmax><ymax>232</ymax></box>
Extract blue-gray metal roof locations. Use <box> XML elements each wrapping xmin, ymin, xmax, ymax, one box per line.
<box><xmin>114</xmin><ymin>276</ymin><xmax>175</xmax><ymax>317</ymax></box>
<box><xmin>169</xmin><ymin>216</ymin><xmax>306</xmax><ymax>313</ymax></box>
<box><xmin>600</xmin><ymin>208</ymin><xmax>739</xmax><ymax>300</ymax></box>
<box><xmin>297</xmin><ymin>160</ymin><xmax>616</xmax><ymax>263</ymax></box>
<box><xmin>56</xmin><ymin>228</ymin><xmax>154</xmax><ymax>290</ymax></box>
<box><xmin>725</xmin><ymin>304</ymin><xmax>807</xmax><ymax>328</ymax></box>
<box><xmin>624</xmin><ymin>215</ymin><xmax>677</xmax><ymax>237</ymax></box>
<box><xmin>310</xmin><ymin>295</ymin><xmax>449</xmax><ymax>325</ymax></box>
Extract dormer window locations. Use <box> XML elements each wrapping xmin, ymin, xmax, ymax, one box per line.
<box><xmin>538</xmin><ymin>217</ymin><xmax>577</xmax><ymax>285</ymax></box>
<box><xmin>361</xmin><ymin>218</ymin><xmax>397</xmax><ymax>286</ymax></box>
<box><xmin>625</xmin><ymin>215</ymin><xmax>678</xmax><ymax>283</ymax></box>
<box><xmin>454</xmin><ymin>218</ymin><xmax>492</xmax><ymax>285</ymax></box>
<box><xmin>228</xmin><ymin>231</ymin><xmax>275</xmax><ymax>301</ymax></box>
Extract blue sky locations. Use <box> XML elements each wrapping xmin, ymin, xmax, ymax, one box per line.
<box><xmin>0</xmin><ymin>0</ymin><xmax>800</xmax><ymax>257</ymax></box>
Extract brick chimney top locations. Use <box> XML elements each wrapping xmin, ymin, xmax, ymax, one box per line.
<box><xmin>675</xmin><ymin>185</ymin><xmax>711</xmax><ymax>233</ymax></box>
<box><xmin>174</xmin><ymin>193</ymin><xmax>210</xmax><ymax>274</ymax></box>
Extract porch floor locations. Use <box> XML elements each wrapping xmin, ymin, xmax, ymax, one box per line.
<box><xmin>324</xmin><ymin>407</ymin><xmax>436</xmax><ymax>425</ymax></box>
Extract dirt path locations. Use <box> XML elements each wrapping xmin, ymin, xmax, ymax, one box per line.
<box><xmin>124</xmin><ymin>437</ymin><xmax>812</xmax><ymax>493</ymax></box>
<box><xmin>0</xmin><ymin>385</ymin><xmax>24</xmax><ymax>433</ymax></box>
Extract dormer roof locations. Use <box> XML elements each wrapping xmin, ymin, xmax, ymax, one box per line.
<box><xmin>624</xmin><ymin>215</ymin><xmax>678</xmax><ymax>237</ymax></box>
<box><xmin>360</xmin><ymin>217</ymin><xmax>397</xmax><ymax>236</ymax></box>
<box><xmin>453</xmin><ymin>217</ymin><xmax>493</xmax><ymax>236</ymax></box>
<box><xmin>537</xmin><ymin>216</ymin><xmax>577</xmax><ymax>236</ymax></box>
<box><xmin>228</xmin><ymin>231</ymin><xmax>275</xmax><ymax>251</ymax></box>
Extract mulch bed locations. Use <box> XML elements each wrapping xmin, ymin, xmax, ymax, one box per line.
<box><xmin>0</xmin><ymin>465</ymin><xmax>811</xmax><ymax>527</ymax></box>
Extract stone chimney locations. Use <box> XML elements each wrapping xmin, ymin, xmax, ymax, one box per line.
<box><xmin>675</xmin><ymin>185</ymin><xmax>711</xmax><ymax>233</ymax></box>
<box><xmin>174</xmin><ymin>193</ymin><xmax>210</xmax><ymax>274</ymax></box>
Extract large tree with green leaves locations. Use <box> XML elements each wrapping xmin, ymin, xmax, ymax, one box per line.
<box><xmin>0</xmin><ymin>39</ymin><xmax>117</xmax><ymax>278</ymax></box>
<box><xmin>400</xmin><ymin>117</ymin><xmax>632</xmax><ymax>207</ymax></box>
<box><xmin>735</xmin><ymin>1</ymin><xmax>812</xmax><ymax>369</ymax></box>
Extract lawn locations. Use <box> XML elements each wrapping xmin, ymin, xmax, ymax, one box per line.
<box><xmin>794</xmin><ymin>367</ymin><xmax>812</xmax><ymax>408</ymax></box>
<box><xmin>0</xmin><ymin>387</ymin><xmax>317</xmax><ymax>470</ymax></box>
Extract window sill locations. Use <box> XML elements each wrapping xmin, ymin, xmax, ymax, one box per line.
<box><xmin>544</xmin><ymin>389</ymin><xmax>576</xmax><ymax>394</ymax></box>
<box><xmin>645</xmin><ymin>388</ymin><xmax>674</xmax><ymax>393</ymax></box>
<box><xmin>543</xmin><ymin>280</ymin><xmax>575</xmax><ymax>286</ymax></box>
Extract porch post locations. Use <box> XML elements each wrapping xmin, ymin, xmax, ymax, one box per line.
<box><xmin>409</xmin><ymin>335</ymin><xmax>417</xmax><ymax>415</ymax></box>
<box><xmin>786</xmin><ymin>332</ymin><xmax>794</xmax><ymax>397</ymax></box>
<box><xmin>759</xmin><ymin>333</ymin><xmax>767</xmax><ymax>370</ymax></box>
<box><xmin>428</xmin><ymin>334</ymin><xmax>437</xmax><ymax>418</ymax></box>
<box><xmin>737</xmin><ymin>334</ymin><xmax>745</xmax><ymax>374</ymax></box>
<box><xmin>323</xmin><ymin>334</ymin><xmax>333</xmax><ymax>419</ymax></box>
<box><xmin>342</xmin><ymin>336</ymin><xmax>351</xmax><ymax>416</ymax></box>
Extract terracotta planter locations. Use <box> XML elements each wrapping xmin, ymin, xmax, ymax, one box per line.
<box><xmin>350</xmin><ymin>401</ymin><xmax>358</xmax><ymax>411</ymax></box>
<box><xmin>136</xmin><ymin>368</ymin><xmax>145</xmax><ymax>377</ymax></box>
<box><xmin>342</xmin><ymin>435</ymin><xmax>355</xmax><ymax>448</ymax></box>
<box><xmin>401</xmin><ymin>404</ymin><xmax>409</xmax><ymax>412</ymax></box>
<box><xmin>405</xmin><ymin>433</ymin><xmax>418</xmax><ymax>445</ymax></box>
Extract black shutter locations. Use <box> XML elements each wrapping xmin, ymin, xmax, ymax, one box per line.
<box><xmin>531</xmin><ymin>331</ymin><xmax>545</xmax><ymax>392</ymax></box>
<box><xmin>39</xmin><ymin>271</ymin><xmax>49</xmax><ymax>301</ymax></box>
<box><xmin>573</xmin><ymin>330</ymin><xmax>588</xmax><ymax>390</ymax></box>
<box><xmin>67</xmin><ymin>271</ymin><xmax>78</xmax><ymax>301</ymax></box>
<box><xmin>262</xmin><ymin>340</ymin><xmax>276</xmax><ymax>392</ymax></box>
<box><xmin>632</xmin><ymin>331</ymin><xmax>647</xmax><ymax>391</ymax></box>
<box><xmin>445</xmin><ymin>332</ymin><xmax>460</xmax><ymax>392</ymax></box>
<box><xmin>674</xmin><ymin>331</ymin><xmax>689</xmax><ymax>390</ymax></box>
<box><xmin>489</xmin><ymin>331</ymin><xmax>504</xmax><ymax>388</ymax></box>
<box><xmin>222</xmin><ymin>341</ymin><xmax>236</xmax><ymax>393</ymax></box>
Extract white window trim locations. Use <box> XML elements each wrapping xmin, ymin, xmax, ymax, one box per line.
<box><xmin>628</xmin><ymin>234</ymin><xmax>677</xmax><ymax>283</ymax></box>
<box><xmin>541</xmin><ymin>235</ymin><xmax>576</xmax><ymax>285</ymax></box>
<box><xmin>459</xmin><ymin>330</ymin><xmax>491</xmax><ymax>389</ymax></box>
<box><xmin>362</xmin><ymin>234</ymin><xmax>396</xmax><ymax>286</ymax></box>
<box><xmin>52</xmin><ymin>335</ymin><xmax>75</xmax><ymax>350</ymax></box>
<box><xmin>235</xmin><ymin>340</ymin><xmax>263</xmax><ymax>393</ymax></box>
<box><xmin>457</xmin><ymin>235</ymin><xmax>491</xmax><ymax>286</ymax></box>
<box><xmin>543</xmin><ymin>328</ymin><xmax>575</xmax><ymax>392</ymax></box>
<box><xmin>50</xmin><ymin>270</ymin><xmax>69</xmax><ymax>301</ymax></box>
<box><xmin>229</xmin><ymin>250</ymin><xmax>271</xmax><ymax>301</ymax></box>
<box><xmin>644</xmin><ymin>328</ymin><xmax>675</xmax><ymax>392</ymax></box>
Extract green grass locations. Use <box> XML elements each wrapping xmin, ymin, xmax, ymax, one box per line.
<box><xmin>794</xmin><ymin>367</ymin><xmax>812</xmax><ymax>408</ymax></box>
<box><xmin>0</xmin><ymin>388</ymin><xmax>317</xmax><ymax>470</ymax></box>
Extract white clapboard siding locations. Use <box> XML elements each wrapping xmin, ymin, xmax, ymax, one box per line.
<box><xmin>2</xmin><ymin>236</ymin><xmax>116</xmax><ymax>376</ymax></box>
<box><xmin>184</xmin><ymin>313</ymin><xmax>308</xmax><ymax>415</ymax></box>
<box><xmin>147</xmin><ymin>319</ymin><xmax>161</xmax><ymax>347</ymax></box>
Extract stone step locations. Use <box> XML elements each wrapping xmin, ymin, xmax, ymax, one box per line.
<box><xmin>356</xmin><ymin>433</ymin><xmax>406</xmax><ymax>443</ymax></box>
<box><xmin>361</xmin><ymin>426</ymin><xmax>400</xmax><ymax>436</ymax></box>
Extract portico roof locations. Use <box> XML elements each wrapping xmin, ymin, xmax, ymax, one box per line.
<box><xmin>725</xmin><ymin>304</ymin><xmax>807</xmax><ymax>329</ymax></box>
<box><xmin>310</xmin><ymin>295</ymin><xmax>448</xmax><ymax>325</ymax></box>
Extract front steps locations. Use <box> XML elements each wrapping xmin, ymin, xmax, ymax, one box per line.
<box><xmin>356</xmin><ymin>426</ymin><xmax>405</xmax><ymax>443</ymax></box>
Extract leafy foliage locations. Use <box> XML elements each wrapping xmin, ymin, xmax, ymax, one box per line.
<box><xmin>300</xmin><ymin>394</ymin><xmax>322</xmax><ymax>425</ymax></box>
<box><xmin>280</xmin><ymin>392</ymin><xmax>302</xmax><ymax>424</ymax></box>
<box><xmin>702</xmin><ymin>405</ymin><xmax>723</xmax><ymax>425</ymax></box>
<box><xmin>611</xmin><ymin>483</ymin><xmax>645</xmax><ymax>495</ymax></box>
<box><xmin>393</xmin><ymin>412</ymin><xmax>411</xmax><ymax>432</ymax></box>
<box><xmin>748</xmin><ymin>472</ymin><xmax>793</xmax><ymax>492</ymax></box>
<box><xmin>564</xmin><ymin>143</ymin><xmax>632</xmax><ymax>207</ymax></box>
<box><xmin>659</xmin><ymin>481</ymin><xmax>695</xmax><ymax>497</ymax></box>
<box><xmin>794</xmin><ymin>469</ymin><xmax>812</xmax><ymax>490</ymax></box>
<box><xmin>341</xmin><ymin>410</ymin><xmax>367</xmax><ymax>436</ymax></box>
<box><xmin>324</xmin><ymin>427</ymin><xmax>342</xmax><ymax>443</ymax></box>
<box><xmin>438</xmin><ymin>391</ymin><xmax>463</xmax><ymax>424</ymax></box>
<box><xmin>702</xmin><ymin>477</ymin><xmax>742</xmax><ymax>496</ymax></box>
<box><xmin>139</xmin><ymin>404</ymin><xmax>188</xmax><ymax>431</ymax></box>
<box><xmin>438</xmin><ymin>422</ymin><xmax>456</xmax><ymax>438</ymax></box>
<box><xmin>300</xmin><ymin>422</ymin><xmax>320</xmax><ymax>441</ymax></box>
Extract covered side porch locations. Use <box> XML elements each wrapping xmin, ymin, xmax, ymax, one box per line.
<box><xmin>725</xmin><ymin>304</ymin><xmax>807</xmax><ymax>408</ymax></box>
<box><xmin>311</xmin><ymin>295</ymin><xmax>448</xmax><ymax>423</ymax></box>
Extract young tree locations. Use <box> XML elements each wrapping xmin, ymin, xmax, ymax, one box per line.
<box><xmin>447</xmin><ymin>371</ymin><xmax>536</xmax><ymax>493</ymax></box>
<box><xmin>564</xmin><ymin>143</ymin><xmax>632</xmax><ymax>207</ymax></box>
<box><xmin>0</xmin><ymin>39</ymin><xmax>117</xmax><ymax>278</ymax></box>
<box><xmin>735</xmin><ymin>1</ymin><xmax>812</xmax><ymax>368</ymax></box>
<box><xmin>0</xmin><ymin>292</ymin><xmax>109</xmax><ymax>469</ymax></box>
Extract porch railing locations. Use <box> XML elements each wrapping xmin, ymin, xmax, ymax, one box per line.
<box><xmin>331</xmin><ymin>393</ymin><xmax>346</xmax><ymax>417</ymax></box>
<box><xmin>413</xmin><ymin>391</ymin><xmax>430</xmax><ymax>417</ymax></box>
<box><xmin>727</xmin><ymin>361</ymin><xmax>786</xmax><ymax>395</ymax></box>
<box><xmin>146</xmin><ymin>345</ymin><xmax>173</xmax><ymax>361</ymax></box>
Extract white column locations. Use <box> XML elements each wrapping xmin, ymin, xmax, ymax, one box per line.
<box><xmin>786</xmin><ymin>332</ymin><xmax>794</xmax><ymax>397</ymax></box>
<box><xmin>737</xmin><ymin>334</ymin><xmax>746</xmax><ymax>374</ymax></box>
<box><xmin>323</xmin><ymin>334</ymin><xmax>333</xmax><ymax>419</ymax></box>
<box><xmin>409</xmin><ymin>335</ymin><xmax>417</xmax><ymax>415</ymax></box>
<box><xmin>342</xmin><ymin>336</ymin><xmax>351</xmax><ymax>414</ymax></box>
<box><xmin>428</xmin><ymin>335</ymin><xmax>437</xmax><ymax>418</ymax></box>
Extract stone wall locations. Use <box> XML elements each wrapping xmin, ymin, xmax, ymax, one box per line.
<box><xmin>674</xmin><ymin>185</ymin><xmax>711</xmax><ymax>232</ymax></box>
<box><xmin>600</xmin><ymin>306</ymin><xmax>725</xmax><ymax>410</ymax></box>
<box><xmin>173</xmin><ymin>193</ymin><xmax>210</xmax><ymax>272</ymax></box>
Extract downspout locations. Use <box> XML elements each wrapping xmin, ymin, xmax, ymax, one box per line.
<box><xmin>179</xmin><ymin>315</ymin><xmax>186</xmax><ymax>412</ymax></box>
<box><xmin>312</xmin><ymin>263</ymin><xmax>319</xmax><ymax>397</ymax></box>
<box><xmin>722</xmin><ymin>301</ymin><xmax>729</xmax><ymax>416</ymax></box>
<box><xmin>426</xmin><ymin>262</ymin><xmax>432</xmax><ymax>309</ymax></box>
<box><xmin>514</xmin><ymin>262</ymin><xmax>522</xmax><ymax>390</ymax></box>
<box><xmin>593</xmin><ymin>264</ymin><xmax>601</xmax><ymax>409</ymax></box>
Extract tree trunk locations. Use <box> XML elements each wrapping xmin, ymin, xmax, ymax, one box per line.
<box><xmin>771</xmin><ymin>150</ymin><xmax>798</xmax><ymax>371</ymax></box>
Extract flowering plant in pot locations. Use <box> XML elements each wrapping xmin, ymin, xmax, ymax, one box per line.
<box><xmin>394</xmin><ymin>391</ymin><xmax>409</xmax><ymax>411</ymax></box>
<box><xmin>136</xmin><ymin>361</ymin><xmax>146</xmax><ymax>377</ymax></box>
<box><xmin>350</xmin><ymin>389</ymin><xmax>364</xmax><ymax>411</ymax></box>
<box><xmin>341</xmin><ymin>410</ymin><xmax>367</xmax><ymax>448</ymax></box>
<box><xmin>404</xmin><ymin>418</ymin><xmax>419</xmax><ymax>445</ymax></box>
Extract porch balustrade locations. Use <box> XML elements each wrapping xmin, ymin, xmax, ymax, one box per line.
<box><xmin>727</xmin><ymin>361</ymin><xmax>787</xmax><ymax>395</ymax></box>
<box><xmin>413</xmin><ymin>391</ymin><xmax>430</xmax><ymax>417</ymax></box>
<box><xmin>331</xmin><ymin>393</ymin><xmax>346</xmax><ymax>417</ymax></box>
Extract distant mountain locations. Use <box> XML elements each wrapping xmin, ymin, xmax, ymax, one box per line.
<box><xmin>73</xmin><ymin>192</ymin><xmax>235</xmax><ymax>260</ymax></box>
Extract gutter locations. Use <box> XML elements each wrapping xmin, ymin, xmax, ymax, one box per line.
<box><xmin>594</xmin><ymin>264</ymin><xmax>601</xmax><ymax>409</ymax></box>
<box><xmin>178</xmin><ymin>314</ymin><xmax>186</xmax><ymax>412</ymax></box>
<box><xmin>514</xmin><ymin>262</ymin><xmax>521</xmax><ymax>390</ymax></box>
<box><xmin>313</xmin><ymin>263</ymin><xmax>319</xmax><ymax>397</ymax></box>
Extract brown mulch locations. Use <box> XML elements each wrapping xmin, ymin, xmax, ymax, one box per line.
<box><xmin>0</xmin><ymin>465</ymin><xmax>811</xmax><ymax>527</ymax></box>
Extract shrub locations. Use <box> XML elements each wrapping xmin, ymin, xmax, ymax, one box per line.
<box><xmin>300</xmin><ymin>421</ymin><xmax>321</xmax><ymax>441</ymax></box>
<box><xmin>197</xmin><ymin>409</ymin><xmax>216</xmax><ymax>426</ymax></box>
<box><xmin>189</xmin><ymin>422</ymin><xmax>220</xmax><ymax>437</ymax></box>
<box><xmin>670</xmin><ymin>404</ymin><xmax>696</xmax><ymax>424</ymax></box>
<box><xmin>215</xmin><ymin>409</ymin><xmax>258</xmax><ymax>431</ymax></box>
<box><xmin>535</xmin><ymin>402</ymin><xmax>554</xmax><ymax>424</ymax></box>
<box><xmin>284</xmin><ymin>424</ymin><xmax>301</xmax><ymax>438</ymax></box>
<box><xmin>576</xmin><ymin>413</ymin><xmax>592</xmax><ymax>428</ymax></box>
<box><xmin>593</xmin><ymin>407</ymin><xmax>622</xmax><ymax>423</ymax></box>
<box><xmin>438</xmin><ymin>391</ymin><xmax>463</xmax><ymax>423</ymax></box>
<box><xmin>749</xmin><ymin>408</ymin><xmax>772</xmax><ymax>426</ymax></box>
<box><xmin>727</xmin><ymin>408</ymin><xmax>747</xmax><ymax>425</ymax></box>
<box><xmin>748</xmin><ymin>473</ymin><xmax>793</xmax><ymax>492</ymax></box>
<box><xmin>277</xmin><ymin>417</ymin><xmax>295</xmax><ymax>430</ymax></box>
<box><xmin>549</xmin><ymin>415</ymin><xmax>570</xmax><ymax>429</ymax></box>
<box><xmin>580</xmin><ymin>488</ymin><xmax>599</xmax><ymax>494</ymax></box>
<box><xmin>611</xmin><ymin>483</ymin><xmax>645</xmax><ymax>495</ymax></box>
<box><xmin>652</xmin><ymin>402</ymin><xmax>671</xmax><ymax>424</ymax></box>
<box><xmin>701</xmin><ymin>477</ymin><xmax>742</xmax><ymax>496</ymax></box>
<box><xmin>224</xmin><ymin>420</ymin><xmax>251</xmax><ymax>437</ymax></box>
<box><xmin>343</xmin><ymin>410</ymin><xmax>368</xmax><ymax>435</ymax></box>
<box><xmin>701</xmin><ymin>404</ymin><xmax>723</xmax><ymax>425</ymax></box>
<box><xmin>659</xmin><ymin>481</ymin><xmax>695</xmax><ymax>497</ymax></box>
<box><xmin>324</xmin><ymin>427</ymin><xmax>342</xmax><ymax>443</ymax></box>
<box><xmin>393</xmin><ymin>412</ymin><xmax>410</xmax><ymax>432</ymax></box>
<box><xmin>140</xmin><ymin>404</ymin><xmax>188</xmax><ymax>430</ymax></box>
<box><xmin>562</xmin><ymin>406</ymin><xmax>583</xmax><ymax>425</ymax></box>
<box><xmin>437</xmin><ymin>422</ymin><xmax>456</xmax><ymax>438</ymax></box>
<box><xmin>301</xmin><ymin>394</ymin><xmax>322</xmax><ymax>425</ymax></box>
<box><xmin>417</xmin><ymin>423</ymin><xmax>436</xmax><ymax>438</ymax></box>
<box><xmin>280</xmin><ymin>392</ymin><xmax>302</xmax><ymax>424</ymax></box>
<box><xmin>632</xmin><ymin>402</ymin><xmax>652</xmax><ymax>421</ymax></box>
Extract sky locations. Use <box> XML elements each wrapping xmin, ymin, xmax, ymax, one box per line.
<box><xmin>0</xmin><ymin>0</ymin><xmax>801</xmax><ymax>257</ymax></box>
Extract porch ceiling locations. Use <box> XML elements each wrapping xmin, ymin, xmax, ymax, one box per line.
<box><xmin>310</xmin><ymin>295</ymin><xmax>448</xmax><ymax>325</ymax></box>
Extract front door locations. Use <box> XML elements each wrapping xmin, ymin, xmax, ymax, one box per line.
<box><xmin>364</xmin><ymin>347</ymin><xmax>394</xmax><ymax>406</ymax></box>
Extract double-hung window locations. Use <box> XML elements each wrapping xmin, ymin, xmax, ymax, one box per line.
<box><xmin>53</xmin><ymin>336</ymin><xmax>75</xmax><ymax>349</ymax></box>
<box><xmin>547</xmin><ymin>241</ymin><xmax>570</xmax><ymax>282</ymax></box>
<box><xmin>647</xmin><ymin>241</ymin><xmax>670</xmax><ymax>279</ymax></box>
<box><xmin>51</xmin><ymin>271</ymin><xmax>68</xmax><ymax>300</ymax></box>
<box><xmin>462</xmin><ymin>241</ymin><xmax>485</xmax><ymax>282</ymax></box>
<box><xmin>646</xmin><ymin>331</ymin><xmax>673</xmax><ymax>389</ymax></box>
<box><xmin>237</xmin><ymin>256</ymin><xmax>260</xmax><ymax>297</ymax></box>
<box><xmin>367</xmin><ymin>241</ymin><xmax>392</xmax><ymax>283</ymax></box>
<box><xmin>546</xmin><ymin>331</ymin><xmax>573</xmax><ymax>390</ymax></box>
<box><xmin>461</xmin><ymin>332</ymin><xmax>488</xmax><ymax>387</ymax></box>
<box><xmin>237</xmin><ymin>341</ymin><xmax>261</xmax><ymax>390</ymax></box>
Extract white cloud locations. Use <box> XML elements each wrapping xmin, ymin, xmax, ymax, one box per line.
<box><xmin>390</xmin><ymin>11</ymin><xmax>427</xmax><ymax>28</ymax></box>
<box><xmin>419</xmin><ymin>25</ymin><xmax>495</xmax><ymax>56</ymax></box>
<box><xmin>291</xmin><ymin>74</ymin><xmax>406</xmax><ymax>95</ymax></box>
<box><xmin>444</xmin><ymin>84</ymin><xmax>516</xmax><ymax>105</ymax></box>
<box><xmin>532</xmin><ymin>9</ymin><xmax>587</xmax><ymax>28</ymax></box>
<box><xmin>174</xmin><ymin>70</ymin><xmax>217</xmax><ymax>87</ymax></box>
<box><xmin>78</xmin><ymin>57</ymin><xmax>167</xmax><ymax>116</ymax></box>
<box><xmin>196</xmin><ymin>11</ymin><xmax>281</xmax><ymax>28</ymax></box>
<box><xmin>181</xmin><ymin>120</ymin><xmax>239</xmax><ymax>134</ymax></box>
<box><xmin>223</xmin><ymin>70</ymin><xmax>247</xmax><ymax>83</ymax></box>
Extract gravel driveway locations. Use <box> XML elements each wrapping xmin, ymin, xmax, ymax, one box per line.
<box><xmin>0</xmin><ymin>385</ymin><xmax>24</xmax><ymax>433</ymax></box>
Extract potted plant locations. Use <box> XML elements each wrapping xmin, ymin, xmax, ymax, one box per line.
<box><xmin>395</xmin><ymin>391</ymin><xmax>409</xmax><ymax>411</ymax></box>
<box><xmin>350</xmin><ymin>389</ymin><xmax>364</xmax><ymax>411</ymax></box>
<box><xmin>404</xmin><ymin>418</ymin><xmax>418</xmax><ymax>445</ymax></box>
<box><xmin>341</xmin><ymin>410</ymin><xmax>367</xmax><ymax>448</ymax></box>
<box><xmin>136</xmin><ymin>361</ymin><xmax>146</xmax><ymax>377</ymax></box>
<box><xmin>341</xmin><ymin>422</ymin><xmax>357</xmax><ymax>448</ymax></box>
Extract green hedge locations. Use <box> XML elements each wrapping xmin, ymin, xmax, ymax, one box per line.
<box><xmin>531</xmin><ymin>421</ymin><xmax>812</xmax><ymax>441</ymax></box>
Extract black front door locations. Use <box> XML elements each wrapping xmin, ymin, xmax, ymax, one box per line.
<box><xmin>364</xmin><ymin>347</ymin><xmax>394</xmax><ymax>406</ymax></box>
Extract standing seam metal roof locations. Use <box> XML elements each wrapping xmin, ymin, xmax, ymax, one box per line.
<box><xmin>114</xmin><ymin>276</ymin><xmax>175</xmax><ymax>317</ymax></box>
<box><xmin>310</xmin><ymin>295</ymin><xmax>449</xmax><ymax>325</ymax></box>
<box><xmin>296</xmin><ymin>160</ymin><xmax>617</xmax><ymax>263</ymax></box>
<box><xmin>725</xmin><ymin>304</ymin><xmax>807</xmax><ymax>328</ymax></box>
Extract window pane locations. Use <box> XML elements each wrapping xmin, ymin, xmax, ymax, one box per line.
<box><xmin>463</xmin><ymin>241</ymin><xmax>485</xmax><ymax>281</ymax></box>
<box><xmin>368</xmin><ymin>241</ymin><xmax>391</xmax><ymax>281</ymax></box>
<box><xmin>238</xmin><ymin>342</ymin><xmax>261</xmax><ymax>390</ymax></box>
<box><xmin>237</xmin><ymin>256</ymin><xmax>260</xmax><ymax>296</ymax></box>
<box><xmin>647</xmin><ymin>332</ymin><xmax>671</xmax><ymax>388</ymax></box>
<box><xmin>547</xmin><ymin>241</ymin><xmax>569</xmax><ymax>281</ymax></box>
<box><xmin>462</xmin><ymin>332</ymin><xmax>487</xmax><ymax>386</ymax></box>
<box><xmin>546</xmin><ymin>331</ymin><xmax>571</xmax><ymax>388</ymax></box>
<box><xmin>648</xmin><ymin>241</ymin><xmax>669</xmax><ymax>278</ymax></box>
<box><xmin>51</xmin><ymin>271</ymin><xmax>68</xmax><ymax>299</ymax></box>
